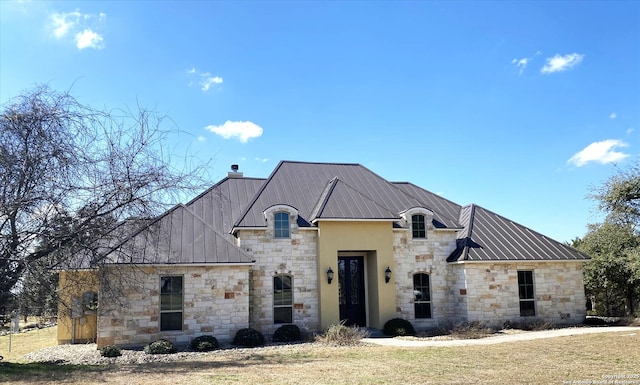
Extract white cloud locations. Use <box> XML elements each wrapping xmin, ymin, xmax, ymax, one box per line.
<box><xmin>186</xmin><ymin>69</ymin><xmax>223</xmax><ymax>91</ymax></box>
<box><xmin>511</xmin><ymin>51</ymin><xmax>540</xmax><ymax>75</ymax></box>
<box><xmin>205</xmin><ymin>121</ymin><xmax>263</xmax><ymax>143</ymax></box>
<box><xmin>52</xmin><ymin>11</ymin><xmax>80</xmax><ymax>38</ymax></box>
<box><xmin>609</xmin><ymin>112</ymin><xmax>617</xmax><ymax>119</ymax></box>
<box><xmin>254</xmin><ymin>157</ymin><xmax>269</xmax><ymax>163</ymax></box>
<box><xmin>627</xmin><ymin>128</ymin><xmax>634</xmax><ymax>135</ymax></box>
<box><xmin>75</xmin><ymin>29</ymin><xmax>104</xmax><ymax>50</ymax></box>
<box><xmin>200</xmin><ymin>75</ymin><xmax>223</xmax><ymax>91</ymax></box>
<box><xmin>567</xmin><ymin>139</ymin><xmax>629</xmax><ymax>167</ymax></box>
<box><xmin>197</xmin><ymin>136</ymin><xmax>206</xmax><ymax>142</ymax></box>
<box><xmin>541</xmin><ymin>53</ymin><xmax>585</xmax><ymax>74</ymax></box>
<box><xmin>50</xmin><ymin>10</ymin><xmax>105</xmax><ymax>50</ymax></box>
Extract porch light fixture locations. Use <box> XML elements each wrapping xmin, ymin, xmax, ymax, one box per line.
<box><xmin>327</xmin><ymin>267</ymin><xmax>334</xmax><ymax>284</ymax></box>
<box><xmin>385</xmin><ymin>267</ymin><xmax>392</xmax><ymax>284</ymax></box>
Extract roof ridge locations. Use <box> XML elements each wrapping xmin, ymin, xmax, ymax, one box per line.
<box><xmin>309</xmin><ymin>176</ymin><xmax>340</xmax><ymax>222</ymax></box>
<box><xmin>314</xmin><ymin>177</ymin><xmax>398</xmax><ymax>220</ymax></box>
<box><xmin>232</xmin><ymin>160</ymin><xmax>287</xmax><ymax>230</ymax></box>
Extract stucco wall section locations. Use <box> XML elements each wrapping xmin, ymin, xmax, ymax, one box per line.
<box><xmin>460</xmin><ymin>261</ymin><xmax>586</xmax><ymax>325</ymax></box>
<box><xmin>237</xmin><ymin>228</ymin><xmax>319</xmax><ymax>335</ymax></box>
<box><xmin>393</xmin><ymin>228</ymin><xmax>458</xmax><ymax>328</ymax></box>
<box><xmin>96</xmin><ymin>265</ymin><xmax>250</xmax><ymax>348</ymax></box>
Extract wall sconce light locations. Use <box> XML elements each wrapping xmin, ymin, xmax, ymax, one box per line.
<box><xmin>327</xmin><ymin>267</ymin><xmax>334</xmax><ymax>284</ymax></box>
<box><xmin>385</xmin><ymin>267</ymin><xmax>392</xmax><ymax>284</ymax></box>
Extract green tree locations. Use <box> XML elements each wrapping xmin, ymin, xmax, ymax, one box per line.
<box><xmin>577</xmin><ymin>162</ymin><xmax>640</xmax><ymax>316</ymax></box>
<box><xmin>576</xmin><ymin>223</ymin><xmax>640</xmax><ymax>316</ymax></box>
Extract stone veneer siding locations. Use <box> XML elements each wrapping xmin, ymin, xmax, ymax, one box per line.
<box><xmin>393</xmin><ymin>228</ymin><xmax>459</xmax><ymax>328</ymax></box>
<box><xmin>96</xmin><ymin>265</ymin><xmax>250</xmax><ymax>348</ymax></box>
<box><xmin>458</xmin><ymin>261</ymin><xmax>587</xmax><ymax>325</ymax></box>
<box><xmin>236</xmin><ymin>227</ymin><xmax>319</xmax><ymax>335</ymax></box>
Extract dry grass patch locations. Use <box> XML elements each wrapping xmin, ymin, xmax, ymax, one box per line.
<box><xmin>0</xmin><ymin>325</ymin><xmax>57</xmax><ymax>362</ymax></box>
<box><xmin>2</xmin><ymin>330</ymin><xmax>639</xmax><ymax>384</ymax></box>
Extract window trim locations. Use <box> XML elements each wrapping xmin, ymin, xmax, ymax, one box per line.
<box><xmin>517</xmin><ymin>270</ymin><xmax>536</xmax><ymax>317</ymax></box>
<box><xmin>273</xmin><ymin>273</ymin><xmax>293</xmax><ymax>324</ymax></box>
<box><xmin>160</xmin><ymin>275</ymin><xmax>183</xmax><ymax>331</ymax></box>
<box><xmin>413</xmin><ymin>272</ymin><xmax>432</xmax><ymax>319</ymax></box>
<box><xmin>274</xmin><ymin>211</ymin><xmax>290</xmax><ymax>239</ymax></box>
<box><xmin>411</xmin><ymin>214</ymin><xmax>426</xmax><ymax>239</ymax></box>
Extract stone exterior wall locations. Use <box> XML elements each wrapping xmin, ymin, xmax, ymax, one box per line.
<box><xmin>96</xmin><ymin>265</ymin><xmax>250</xmax><ymax>348</ymax></box>
<box><xmin>392</xmin><ymin>228</ymin><xmax>459</xmax><ymax>328</ymax></box>
<box><xmin>236</xmin><ymin>228</ymin><xmax>319</xmax><ymax>336</ymax></box>
<box><xmin>460</xmin><ymin>261</ymin><xmax>586</xmax><ymax>325</ymax></box>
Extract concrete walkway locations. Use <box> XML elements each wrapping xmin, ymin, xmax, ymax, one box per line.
<box><xmin>361</xmin><ymin>326</ymin><xmax>640</xmax><ymax>347</ymax></box>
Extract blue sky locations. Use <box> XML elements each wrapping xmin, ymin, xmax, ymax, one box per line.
<box><xmin>1</xmin><ymin>1</ymin><xmax>638</xmax><ymax>243</ymax></box>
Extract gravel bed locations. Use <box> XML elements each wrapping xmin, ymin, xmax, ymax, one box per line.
<box><xmin>22</xmin><ymin>341</ymin><xmax>320</xmax><ymax>366</ymax></box>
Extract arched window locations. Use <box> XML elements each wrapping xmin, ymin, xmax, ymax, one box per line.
<box><xmin>274</xmin><ymin>212</ymin><xmax>290</xmax><ymax>239</ymax></box>
<box><xmin>413</xmin><ymin>273</ymin><xmax>431</xmax><ymax>318</ymax></box>
<box><xmin>412</xmin><ymin>214</ymin><xmax>426</xmax><ymax>239</ymax></box>
<box><xmin>273</xmin><ymin>274</ymin><xmax>293</xmax><ymax>323</ymax></box>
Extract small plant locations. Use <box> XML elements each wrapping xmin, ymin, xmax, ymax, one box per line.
<box><xmin>272</xmin><ymin>324</ymin><xmax>301</xmax><ymax>343</ymax></box>
<box><xmin>315</xmin><ymin>321</ymin><xmax>369</xmax><ymax>346</ymax></box>
<box><xmin>99</xmin><ymin>345</ymin><xmax>122</xmax><ymax>357</ymax></box>
<box><xmin>144</xmin><ymin>339</ymin><xmax>176</xmax><ymax>354</ymax></box>
<box><xmin>451</xmin><ymin>321</ymin><xmax>495</xmax><ymax>339</ymax></box>
<box><xmin>233</xmin><ymin>327</ymin><xmax>265</xmax><ymax>347</ymax></box>
<box><xmin>383</xmin><ymin>318</ymin><xmax>416</xmax><ymax>337</ymax></box>
<box><xmin>190</xmin><ymin>335</ymin><xmax>219</xmax><ymax>351</ymax></box>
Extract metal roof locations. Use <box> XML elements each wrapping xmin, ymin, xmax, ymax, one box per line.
<box><xmin>447</xmin><ymin>204</ymin><xmax>590</xmax><ymax>262</ymax></box>
<box><xmin>234</xmin><ymin>161</ymin><xmax>462</xmax><ymax>230</ymax></box>
<box><xmin>186</xmin><ymin>177</ymin><xmax>265</xmax><ymax>239</ymax></box>
<box><xmin>106</xmin><ymin>204</ymin><xmax>255</xmax><ymax>264</ymax></box>
<box><xmin>309</xmin><ymin>177</ymin><xmax>399</xmax><ymax>222</ymax></box>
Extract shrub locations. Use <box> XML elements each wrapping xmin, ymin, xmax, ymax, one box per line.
<box><xmin>383</xmin><ymin>318</ymin><xmax>416</xmax><ymax>337</ymax></box>
<box><xmin>272</xmin><ymin>324</ymin><xmax>301</xmax><ymax>343</ymax></box>
<box><xmin>144</xmin><ymin>339</ymin><xmax>176</xmax><ymax>354</ymax></box>
<box><xmin>315</xmin><ymin>321</ymin><xmax>369</xmax><ymax>346</ymax></box>
<box><xmin>450</xmin><ymin>321</ymin><xmax>495</xmax><ymax>339</ymax></box>
<box><xmin>99</xmin><ymin>345</ymin><xmax>122</xmax><ymax>357</ymax></box>
<box><xmin>190</xmin><ymin>335</ymin><xmax>219</xmax><ymax>352</ymax></box>
<box><xmin>233</xmin><ymin>328</ymin><xmax>265</xmax><ymax>347</ymax></box>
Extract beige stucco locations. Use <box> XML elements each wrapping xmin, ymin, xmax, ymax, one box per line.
<box><xmin>317</xmin><ymin>221</ymin><xmax>396</xmax><ymax>329</ymax></box>
<box><xmin>57</xmin><ymin>270</ymin><xmax>99</xmax><ymax>344</ymax></box>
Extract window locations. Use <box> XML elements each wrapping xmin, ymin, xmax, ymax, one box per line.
<box><xmin>518</xmin><ymin>271</ymin><xmax>535</xmax><ymax>316</ymax></box>
<box><xmin>273</xmin><ymin>274</ymin><xmax>293</xmax><ymax>323</ymax></box>
<box><xmin>413</xmin><ymin>273</ymin><xmax>431</xmax><ymax>318</ymax></box>
<box><xmin>412</xmin><ymin>214</ymin><xmax>426</xmax><ymax>238</ymax></box>
<box><xmin>274</xmin><ymin>212</ymin><xmax>290</xmax><ymax>239</ymax></box>
<box><xmin>160</xmin><ymin>276</ymin><xmax>183</xmax><ymax>331</ymax></box>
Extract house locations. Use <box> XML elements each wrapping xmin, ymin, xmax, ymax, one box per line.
<box><xmin>57</xmin><ymin>161</ymin><xmax>589</xmax><ymax>347</ymax></box>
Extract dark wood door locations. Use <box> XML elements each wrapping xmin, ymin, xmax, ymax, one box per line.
<box><xmin>338</xmin><ymin>256</ymin><xmax>366</xmax><ymax>326</ymax></box>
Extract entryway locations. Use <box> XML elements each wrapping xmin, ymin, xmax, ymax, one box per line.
<box><xmin>338</xmin><ymin>256</ymin><xmax>366</xmax><ymax>326</ymax></box>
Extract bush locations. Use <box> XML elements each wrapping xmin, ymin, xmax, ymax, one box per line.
<box><xmin>190</xmin><ymin>335</ymin><xmax>219</xmax><ymax>351</ymax></box>
<box><xmin>272</xmin><ymin>324</ymin><xmax>301</xmax><ymax>343</ymax></box>
<box><xmin>383</xmin><ymin>318</ymin><xmax>416</xmax><ymax>337</ymax></box>
<box><xmin>99</xmin><ymin>345</ymin><xmax>122</xmax><ymax>357</ymax></box>
<box><xmin>144</xmin><ymin>339</ymin><xmax>176</xmax><ymax>354</ymax></box>
<box><xmin>233</xmin><ymin>328</ymin><xmax>265</xmax><ymax>347</ymax></box>
<box><xmin>315</xmin><ymin>321</ymin><xmax>369</xmax><ymax>346</ymax></box>
<box><xmin>451</xmin><ymin>321</ymin><xmax>495</xmax><ymax>339</ymax></box>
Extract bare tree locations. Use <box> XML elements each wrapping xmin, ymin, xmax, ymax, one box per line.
<box><xmin>0</xmin><ymin>85</ymin><xmax>210</xmax><ymax>314</ymax></box>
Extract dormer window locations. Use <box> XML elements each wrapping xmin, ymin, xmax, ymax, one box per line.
<box><xmin>274</xmin><ymin>212</ymin><xmax>290</xmax><ymax>238</ymax></box>
<box><xmin>412</xmin><ymin>214</ymin><xmax>426</xmax><ymax>238</ymax></box>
